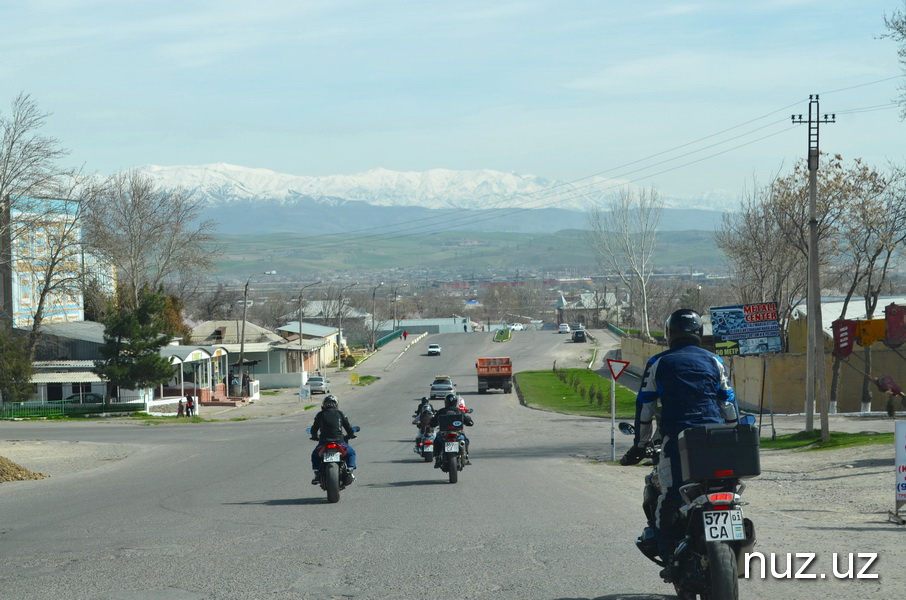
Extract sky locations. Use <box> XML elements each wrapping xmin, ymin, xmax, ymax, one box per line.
<box><xmin>2</xmin><ymin>0</ymin><xmax>905</xmax><ymax>204</ymax></box>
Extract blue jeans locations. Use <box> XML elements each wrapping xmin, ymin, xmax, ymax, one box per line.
<box><xmin>311</xmin><ymin>442</ymin><xmax>356</xmax><ymax>470</ymax></box>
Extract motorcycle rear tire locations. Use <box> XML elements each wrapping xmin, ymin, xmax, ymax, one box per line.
<box><xmin>447</xmin><ymin>454</ymin><xmax>459</xmax><ymax>484</ymax></box>
<box><xmin>706</xmin><ymin>541</ymin><xmax>738</xmax><ymax>600</ymax></box>
<box><xmin>423</xmin><ymin>452</ymin><xmax>433</xmax><ymax>462</ymax></box>
<box><xmin>325</xmin><ymin>463</ymin><xmax>341</xmax><ymax>503</ymax></box>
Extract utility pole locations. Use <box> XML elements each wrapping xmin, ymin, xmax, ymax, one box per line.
<box><xmin>792</xmin><ymin>95</ymin><xmax>835</xmax><ymax>438</ymax></box>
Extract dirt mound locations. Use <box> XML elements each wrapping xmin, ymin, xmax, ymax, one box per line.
<box><xmin>0</xmin><ymin>455</ymin><xmax>46</xmax><ymax>482</ymax></box>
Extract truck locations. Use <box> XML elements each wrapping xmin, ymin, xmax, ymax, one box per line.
<box><xmin>476</xmin><ymin>357</ymin><xmax>513</xmax><ymax>394</ymax></box>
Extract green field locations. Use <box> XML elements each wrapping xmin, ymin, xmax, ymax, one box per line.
<box><xmin>212</xmin><ymin>229</ymin><xmax>723</xmax><ymax>277</ymax></box>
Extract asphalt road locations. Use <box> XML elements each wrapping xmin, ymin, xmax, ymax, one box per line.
<box><xmin>0</xmin><ymin>329</ymin><xmax>902</xmax><ymax>599</ymax></box>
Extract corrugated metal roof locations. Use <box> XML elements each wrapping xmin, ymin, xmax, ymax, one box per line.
<box><xmin>276</xmin><ymin>321</ymin><xmax>338</xmax><ymax>338</ymax></box>
<box><xmin>31</xmin><ymin>372</ymin><xmax>105</xmax><ymax>384</ymax></box>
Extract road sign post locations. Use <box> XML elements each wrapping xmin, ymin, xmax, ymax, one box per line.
<box><xmin>607</xmin><ymin>359</ymin><xmax>631</xmax><ymax>461</ymax></box>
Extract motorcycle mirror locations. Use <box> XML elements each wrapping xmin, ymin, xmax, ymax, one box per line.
<box><xmin>618</xmin><ymin>422</ymin><xmax>635</xmax><ymax>435</ymax></box>
<box><xmin>739</xmin><ymin>414</ymin><xmax>756</xmax><ymax>425</ymax></box>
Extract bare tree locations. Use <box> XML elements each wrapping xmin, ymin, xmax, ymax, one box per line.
<box><xmin>883</xmin><ymin>1</ymin><xmax>906</xmax><ymax>119</ymax></box>
<box><xmin>0</xmin><ymin>93</ymin><xmax>71</xmax><ymax>323</ymax></box>
<box><xmin>588</xmin><ymin>186</ymin><xmax>663</xmax><ymax>340</ymax></box>
<box><xmin>715</xmin><ymin>178</ymin><xmax>808</xmax><ymax>344</ymax></box>
<box><xmin>826</xmin><ymin>162</ymin><xmax>906</xmax><ymax>412</ymax></box>
<box><xmin>248</xmin><ymin>288</ymin><xmax>293</xmax><ymax>331</ymax></box>
<box><xmin>81</xmin><ymin>170</ymin><xmax>219</xmax><ymax>309</ymax></box>
<box><xmin>186</xmin><ymin>282</ymin><xmax>242</xmax><ymax>321</ymax></box>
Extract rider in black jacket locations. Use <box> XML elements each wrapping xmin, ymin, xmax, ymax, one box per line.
<box><xmin>429</xmin><ymin>394</ymin><xmax>473</xmax><ymax>468</ymax></box>
<box><xmin>310</xmin><ymin>395</ymin><xmax>357</xmax><ymax>484</ymax></box>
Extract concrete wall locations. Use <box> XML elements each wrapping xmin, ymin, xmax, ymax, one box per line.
<box><xmin>621</xmin><ymin>337</ymin><xmax>900</xmax><ymax>414</ymax></box>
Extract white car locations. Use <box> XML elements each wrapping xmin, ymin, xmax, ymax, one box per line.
<box><xmin>508</xmin><ymin>323</ymin><xmax>524</xmax><ymax>331</ymax></box>
<box><xmin>557</xmin><ymin>323</ymin><xmax>571</xmax><ymax>334</ymax></box>
<box><xmin>427</xmin><ymin>343</ymin><xmax>442</xmax><ymax>356</ymax></box>
<box><xmin>307</xmin><ymin>376</ymin><xmax>330</xmax><ymax>394</ymax></box>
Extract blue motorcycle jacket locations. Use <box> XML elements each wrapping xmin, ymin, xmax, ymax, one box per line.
<box><xmin>633</xmin><ymin>340</ymin><xmax>736</xmax><ymax>443</ymax></box>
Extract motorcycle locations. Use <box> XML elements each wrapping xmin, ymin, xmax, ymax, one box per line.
<box><xmin>414</xmin><ymin>425</ymin><xmax>437</xmax><ymax>462</ymax></box>
<box><xmin>436</xmin><ymin>409</ymin><xmax>473</xmax><ymax>484</ymax></box>
<box><xmin>307</xmin><ymin>426</ymin><xmax>361</xmax><ymax>504</ymax></box>
<box><xmin>412</xmin><ymin>399</ymin><xmax>436</xmax><ymax>462</ymax></box>
<box><xmin>619</xmin><ymin>417</ymin><xmax>758</xmax><ymax>600</ymax></box>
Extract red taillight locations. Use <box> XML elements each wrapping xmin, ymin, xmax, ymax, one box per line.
<box><xmin>325</xmin><ymin>442</ymin><xmax>341</xmax><ymax>449</ymax></box>
<box><xmin>708</xmin><ymin>492</ymin><xmax>734</xmax><ymax>503</ymax></box>
<box><xmin>424</xmin><ymin>440</ymin><xmax>433</xmax><ymax>446</ymax></box>
<box><xmin>711</xmin><ymin>505</ymin><xmax>730</xmax><ymax>510</ymax></box>
<box><xmin>713</xmin><ymin>469</ymin><xmax>735</xmax><ymax>478</ymax></box>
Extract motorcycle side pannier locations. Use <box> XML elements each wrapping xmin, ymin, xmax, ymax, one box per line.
<box><xmin>436</xmin><ymin>413</ymin><xmax>465</xmax><ymax>432</ymax></box>
<box><xmin>678</xmin><ymin>423</ymin><xmax>760</xmax><ymax>482</ymax></box>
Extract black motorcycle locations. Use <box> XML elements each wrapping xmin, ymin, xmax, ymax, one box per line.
<box><xmin>436</xmin><ymin>409</ymin><xmax>473</xmax><ymax>484</ymax></box>
<box><xmin>620</xmin><ymin>418</ymin><xmax>759</xmax><ymax>600</ymax></box>
<box><xmin>307</xmin><ymin>426</ymin><xmax>360</xmax><ymax>503</ymax></box>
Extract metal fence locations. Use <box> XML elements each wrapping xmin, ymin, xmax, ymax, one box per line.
<box><xmin>1</xmin><ymin>398</ymin><xmax>145</xmax><ymax>419</ymax></box>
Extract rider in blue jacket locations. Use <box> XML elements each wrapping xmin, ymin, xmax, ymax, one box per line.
<box><xmin>621</xmin><ymin>308</ymin><xmax>738</xmax><ymax>581</ymax></box>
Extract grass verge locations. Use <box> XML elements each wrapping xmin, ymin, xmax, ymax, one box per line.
<box><xmin>760</xmin><ymin>429</ymin><xmax>894</xmax><ymax>451</ymax></box>
<box><xmin>516</xmin><ymin>368</ymin><xmax>636</xmax><ymax>418</ymax></box>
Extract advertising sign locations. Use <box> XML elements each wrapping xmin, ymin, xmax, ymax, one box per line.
<box><xmin>897</xmin><ymin>421</ymin><xmax>906</xmax><ymax>503</ymax></box>
<box><xmin>832</xmin><ymin>319</ymin><xmax>858</xmax><ymax>358</ymax></box>
<box><xmin>710</xmin><ymin>302</ymin><xmax>782</xmax><ymax>357</ymax></box>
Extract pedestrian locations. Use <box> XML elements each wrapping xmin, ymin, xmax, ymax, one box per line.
<box><xmin>242</xmin><ymin>371</ymin><xmax>250</xmax><ymax>395</ymax></box>
<box><xmin>464</xmin><ymin>324</ymin><xmax>468</xmax><ymax>333</ymax></box>
<box><xmin>403</xmin><ymin>330</ymin><xmax>409</xmax><ymax>341</ymax></box>
<box><xmin>185</xmin><ymin>394</ymin><xmax>196</xmax><ymax>417</ymax></box>
<box><xmin>177</xmin><ymin>399</ymin><xmax>185</xmax><ymax>417</ymax></box>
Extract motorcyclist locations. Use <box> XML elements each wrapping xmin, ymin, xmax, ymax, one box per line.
<box><xmin>310</xmin><ymin>394</ymin><xmax>358</xmax><ymax>485</ymax></box>
<box><xmin>412</xmin><ymin>397</ymin><xmax>435</xmax><ymax>433</ymax></box>
<box><xmin>430</xmin><ymin>393</ymin><xmax>473</xmax><ymax>468</ymax></box>
<box><xmin>620</xmin><ymin>308</ymin><xmax>738</xmax><ymax>580</ymax></box>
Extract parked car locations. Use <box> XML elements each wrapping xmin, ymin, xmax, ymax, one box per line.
<box><xmin>507</xmin><ymin>323</ymin><xmax>524</xmax><ymax>331</ymax></box>
<box><xmin>572</xmin><ymin>329</ymin><xmax>587</xmax><ymax>343</ymax></box>
<box><xmin>64</xmin><ymin>392</ymin><xmax>104</xmax><ymax>403</ymax></box>
<box><xmin>429</xmin><ymin>375</ymin><xmax>455</xmax><ymax>399</ymax></box>
<box><xmin>557</xmin><ymin>323</ymin><xmax>571</xmax><ymax>334</ymax></box>
<box><xmin>427</xmin><ymin>343</ymin><xmax>442</xmax><ymax>356</ymax></box>
<box><xmin>308</xmin><ymin>376</ymin><xmax>331</xmax><ymax>394</ymax></box>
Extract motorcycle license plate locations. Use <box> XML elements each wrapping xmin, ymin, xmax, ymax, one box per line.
<box><xmin>702</xmin><ymin>509</ymin><xmax>745</xmax><ymax>542</ymax></box>
<box><xmin>322</xmin><ymin>452</ymin><xmax>341</xmax><ymax>463</ymax></box>
<box><xmin>445</xmin><ymin>442</ymin><xmax>460</xmax><ymax>453</ymax></box>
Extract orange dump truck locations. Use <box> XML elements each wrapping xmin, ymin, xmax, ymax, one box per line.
<box><xmin>476</xmin><ymin>357</ymin><xmax>513</xmax><ymax>394</ymax></box>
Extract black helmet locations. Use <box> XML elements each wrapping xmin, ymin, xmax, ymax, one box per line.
<box><xmin>322</xmin><ymin>394</ymin><xmax>338</xmax><ymax>409</ymax></box>
<box><xmin>666</xmin><ymin>308</ymin><xmax>703</xmax><ymax>347</ymax></box>
<box><xmin>444</xmin><ymin>393</ymin><xmax>458</xmax><ymax>408</ymax></box>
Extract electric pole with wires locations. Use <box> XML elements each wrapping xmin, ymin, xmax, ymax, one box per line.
<box><xmin>792</xmin><ymin>95</ymin><xmax>835</xmax><ymax>440</ymax></box>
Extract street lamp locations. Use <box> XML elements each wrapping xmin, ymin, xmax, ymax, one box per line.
<box><xmin>371</xmin><ymin>282</ymin><xmax>385</xmax><ymax>350</ymax></box>
<box><xmin>337</xmin><ymin>282</ymin><xmax>357</xmax><ymax>369</ymax></box>
<box><xmin>297</xmin><ymin>280</ymin><xmax>322</xmax><ymax>386</ymax></box>
<box><xmin>390</xmin><ymin>283</ymin><xmax>407</xmax><ymax>330</ymax></box>
<box><xmin>237</xmin><ymin>270</ymin><xmax>276</xmax><ymax>393</ymax></box>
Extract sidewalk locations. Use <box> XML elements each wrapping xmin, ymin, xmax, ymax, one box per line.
<box><xmin>201</xmin><ymin>337</ymin><xmax>417</xmax><ymax>420</ymax></box>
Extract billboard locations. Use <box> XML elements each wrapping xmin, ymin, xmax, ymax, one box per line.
<box><xmin>710</xmin><ymin>302</ymin><xmax>782</xmax><ymax>357</ymax></box>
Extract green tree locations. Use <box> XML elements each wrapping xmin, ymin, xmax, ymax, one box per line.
<box><xmin>0</xmin><ymin>326</ymin><xmax>33</xmax><ymax>403</ymax></box>
<box><xmin>94</xmin><ymin>288</ymin><xmax>173</xmax><ymax>397</ymax></box>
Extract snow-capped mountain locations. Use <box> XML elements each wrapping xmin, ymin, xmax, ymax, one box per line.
<box><xmin>139</xmin><ymin>163</ymin><xmax>739</xmax><ymax>213</ymax></box>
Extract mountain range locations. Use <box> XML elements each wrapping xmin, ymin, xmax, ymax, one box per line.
<box><xmin>139</xmin><ymin>163</ymin><xmax>737</xmax><ymax>234</ymax></box>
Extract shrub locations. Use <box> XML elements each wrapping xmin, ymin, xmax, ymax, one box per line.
<box><xmin>342</xmin><ymin>355</ymin><xmax>357</xmax><ymax>368</ymax></box>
